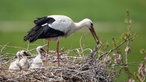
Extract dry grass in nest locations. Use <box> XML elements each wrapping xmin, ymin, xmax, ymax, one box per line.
<box><xmin>0</xmin><ymin>46</ymin><xmax>115</xmax><ymax>82</ymax></box>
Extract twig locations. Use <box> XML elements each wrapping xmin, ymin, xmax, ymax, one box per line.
<box><xmin>97</xmin><ymin>40</ymin><xmax>126</xmax><ymax>60</ymax></box>
<box><xmin>0</xmin><ymin>44</ymin><xmax>26</xmax><ymax>51</ymax></box>
<box><xmin>0</xmin><ymin>43</ymin><xmax>10</xmax><ymax>53</ymax></box>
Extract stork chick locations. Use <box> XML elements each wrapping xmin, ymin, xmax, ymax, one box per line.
<box><xmin>19</xmin><ymin>50</ymin><xmax>30</xmax><ymax>70</ymax></box>
<box><xmin>9</xmin><ymin>51</ymin><xmax>21</xmax><ymax>70</ymax></box>
<box><xmin>29</xmin><ymin>46</ymin><xmax>46</xmax><ymax>69</ymax></box>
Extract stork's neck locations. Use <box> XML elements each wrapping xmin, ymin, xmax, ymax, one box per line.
<box><xmin>66</xmin><ymin>18</ymin><xmax>92</xmax><ymax>36</ymax></box>
<box><xmin>37</xmin><ymin>50</ymin><xmax>41</xmax><ymax>57</ymax></box>
<box><xmin>37</xmin><ymin>50</ymin><xmax>44</xmax><ymax>59</ymax></box>
<box><xmin>16</xmin><ymin>54</ymin><xmax>21</xmax><ymax>61</ymax></box>
<box><xmin>75</xmin><ymin>20</ymin><xmax>87</xmax><ymax>30</ymax></box>
<box><xmin>22</xmin><ymin>56</ymin><xmax>27</xmax><ymax>59</ymax></box>
<box><xmin>16</xmin><ymin>57</ymin><xmax>20</xmax><ymax>62</ymax></box>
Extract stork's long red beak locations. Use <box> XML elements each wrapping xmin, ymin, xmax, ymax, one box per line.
<box><xmin>89</xmin><ymin>26</ymin><xmax>99</xmax><ymax>46</ymax></box>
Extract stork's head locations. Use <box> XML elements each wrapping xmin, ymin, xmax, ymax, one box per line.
<box><xmin>14</xmin><ymin>51</ymin><xmax>21</xmax><ymax>59</ymax></box>
<box><xmin>82</xmin><ymin>18</ymin><xmax>99</xmax><ymax>45</ymax></box>
<box><xmin>20</xmin><ymin>50</ymin><xmax>31</xmax><ymax>56</ymax></box>
<box><xmin>16</xmin><ymin>51</ymin><xmax>20</xmax><ymax>56</ymax></box>
<box><xmin>36</xmin><ymin>46</ymin><xmax>46</xmax><ymax>55</ymax></box>
<box><xmin>81</xmin><ymin>18</ymin><xmax>93</xmax><ymax>28</ymax></box>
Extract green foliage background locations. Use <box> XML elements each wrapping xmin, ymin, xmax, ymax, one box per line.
<box><xmin>0</xmin><ymin>0</ymin><xmax>145</xmax><ymax>22</ymax></box>
<box><xmin>0</xmin><ymin>0</ymin><xmax>146</xmax><ymax>81</ymax></box>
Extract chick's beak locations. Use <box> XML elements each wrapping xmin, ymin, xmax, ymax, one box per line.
<box><xmin>40</xmin><ymin>48</ymin><xmax>46</xmax><ymax>53</ymax></box>
<box><xmin>24</xmin><ymin>52</ymin><xmax>31</xmax><ymax>56</ymax></box>
<box><xmin>89</xmin><ymin>25</ymin><xmax>99</xmax><ymax>45</ymax></box>
<box><xmin>14</xmin><ymin>55</ymin><xmax>17</xmax><ymax>58</ymax></box>
<box><xmin>40</xmin><ymin>48</ymin><xmax>46</xmax><ymax>56</ymax></box>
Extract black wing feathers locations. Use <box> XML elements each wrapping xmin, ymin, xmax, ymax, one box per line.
<box><xmin>34</xmin><ymin>16</ymin><xmax>55</xmax><ymax>26</ymax></box>
<box><xmin>38</xmin><ymin>25</ymin><xmax>65</xmax><ymax>39</ymax></box>
<box><xmin>24</xmin><ymin>25</ymin><xmax>44</xmax><ymax>42</ymax></box>
<box><xmin>24</xmin><ymin>17</ymin><xmax>65</xmax><ymax>43</ymax></box>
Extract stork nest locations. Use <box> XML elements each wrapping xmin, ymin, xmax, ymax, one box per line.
<box><xmin>0</xmin><ymin>47</ymin><xmax>115</xmax><ymax>82</ymax></box>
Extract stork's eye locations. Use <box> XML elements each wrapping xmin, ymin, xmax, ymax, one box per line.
<box><xmin>91</xmin><ymin>23</ymin><xmax>93</xmax><ymax>26</ymax></box>
<box><xmin>39</xmin><ymin>48</ymin><xmax>45</xmax><ymax>53</ymax></box>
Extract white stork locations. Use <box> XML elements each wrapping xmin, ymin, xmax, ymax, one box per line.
<box><xmin>29</xmin><ymin>46</ymin><xmax>46</xmax><ymax>69</ymax></box>
<box><xmin>24</xmin><ymin>15</ymin><xmax>99</xmax><ymax>66</ymax></box>
<box><xmin>9</xmin><ymin>51</ymin><xmax>21</xmax><ymax>70</ymax></box>
<box><xmin>19</xmin><ymin>50</ymin><xmax>30</xmax><ymax>70</ymax></box>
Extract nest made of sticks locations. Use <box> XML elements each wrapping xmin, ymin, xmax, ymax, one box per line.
<box><xmin>0</xmin><ymin>47</ymin><xmax>115</xmax><ymax>82</ymax></box>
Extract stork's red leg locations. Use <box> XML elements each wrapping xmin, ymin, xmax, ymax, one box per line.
<box><xmin>56</xmin><ymin>41</ymin><xmax>60</xmax><ymax>66</ymax></box>
<box><xmin>46</xmin><ymin>41</ymin><xmax>49</xmax><ymax>63</ymax></box>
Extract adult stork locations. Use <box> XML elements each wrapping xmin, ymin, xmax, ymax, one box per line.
<box><xmin>24</xmin><ymin>15</ymin><xmax>99</xmax><ymax>66</ymax></box>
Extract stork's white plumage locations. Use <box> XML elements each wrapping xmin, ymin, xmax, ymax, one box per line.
<box><xmin>29</xmin><ymin>46</ymin><xmax>46</xmax><ymax>69</ymax></box>
<box><xmin>24</xmin><ymin>15</ymin><xmax>99</xmax><ymax>66</ymax></box>
<box><xmin>9</xmin><ymin>51</ymin><xmax>21</xmax><ymax>70</ymax></box>
<box><xmin>19</xmin><ymin>50</ymin><xmax>30</xmax><ymax>70</ymax></box>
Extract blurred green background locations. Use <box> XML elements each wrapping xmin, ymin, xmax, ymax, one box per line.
<box><xmin>0</xmin><ymin>0</ymin><xmax>146</xmax><ymax>81</ymax></box>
